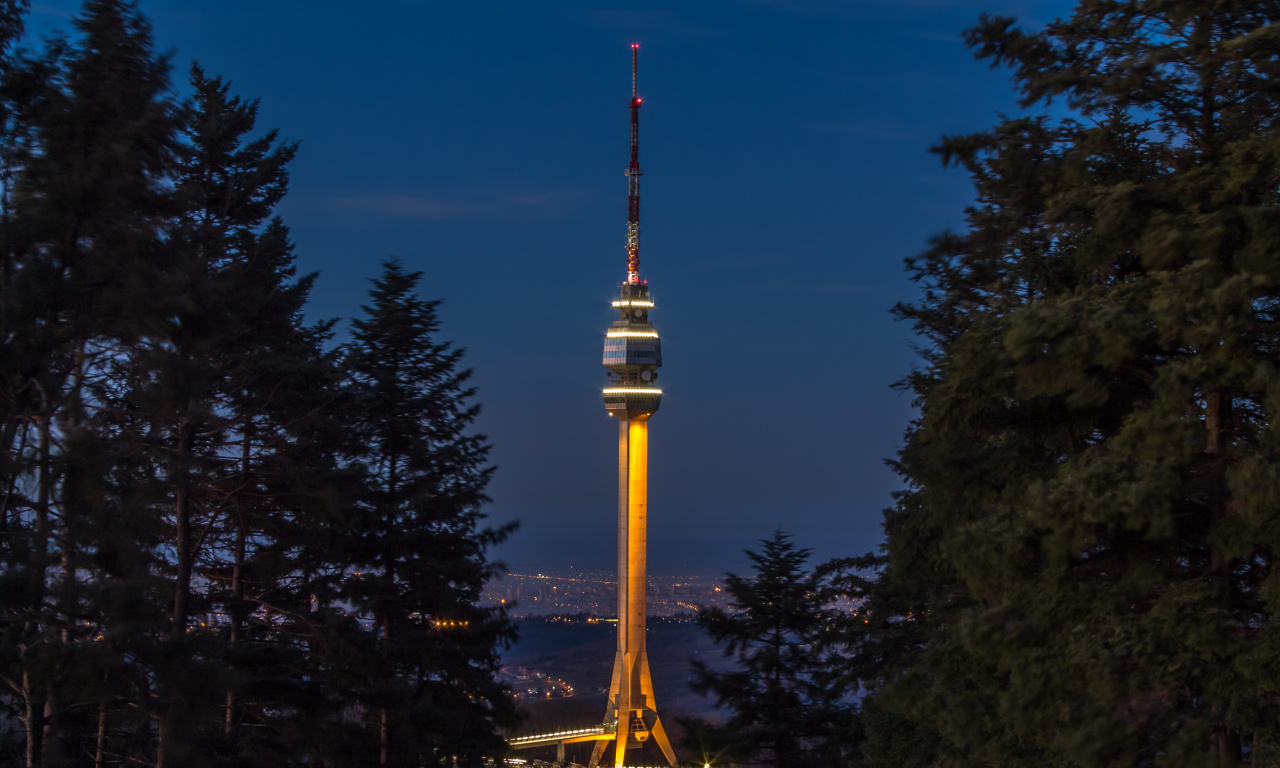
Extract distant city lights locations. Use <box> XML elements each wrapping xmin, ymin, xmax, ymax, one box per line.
<box><xmin>481</xmin><ymin>570</ymin><xmax>746</xmax><ymax>617</ymax></box>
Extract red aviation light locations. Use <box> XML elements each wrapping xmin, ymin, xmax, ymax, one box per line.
<box><xmin>631</xmin><ymin>43</ymin><xmax>639</xmax><ymax>49</ymax></box>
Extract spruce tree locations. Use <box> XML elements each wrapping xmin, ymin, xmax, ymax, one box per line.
<box><xmin>684</xmin><ymin>531</ymin><xmax>856</xmax><ymax>768</ymax></box>
<box><xmin>341</xmin><ymin>260</ymin><xmax>516</xmax><ymax>767</ymax></box>
<box><xmin>120</xmin><ymin>61</ymin><xmax>318</xmax><ymax>766</ymax></box>
<box><xmin>869</xmin><ymin>1</ymin><xmax>1280</xmax><ymax>765</ymax></box>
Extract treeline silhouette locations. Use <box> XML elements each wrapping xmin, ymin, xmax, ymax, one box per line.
<box><xmin>0</xmin><ymin>1</ymin><xmax>515</xmax><ymax>766</ymax></box>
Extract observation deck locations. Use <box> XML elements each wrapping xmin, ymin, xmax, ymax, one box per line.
<box><xmin>603</xmin><ymin>282</ymin><xmax>662</xmax><ymax>418</ymax></box>
<box><xmin>603</xmin><ymin>325</ymin><xmax>662</xmax><ymax>368</ymax></box>
<box><xmin>603</xmin><ymin>384</ymin><xmax>663</xmax><ymax>417</ymax></box>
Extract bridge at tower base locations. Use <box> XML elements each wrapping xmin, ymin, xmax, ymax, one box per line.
<box><xmin>507</xmin><ymin>726</ymin><xmax>615</xmax><ymax>764</ymax></box>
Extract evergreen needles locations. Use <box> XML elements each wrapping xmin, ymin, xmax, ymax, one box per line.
<box><xmin>0</xmin><ymin>2</ymin><xmax>516</xmax><ymax>765</ymax></box>
<box><xmin>689</xmin><ymin>2</ymin><xmax>1280</xmax><ymax>766</ymax></box>
<box><xmin>865</xmin><ymin>0</ymin><xmax>1280</xmax><ymax>765</ymax></box>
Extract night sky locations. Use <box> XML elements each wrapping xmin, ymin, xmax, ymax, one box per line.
<box><xmin>32</xmin><ymin>0</ymin><xmax>1072</xmax><ymax>576</ymax></box>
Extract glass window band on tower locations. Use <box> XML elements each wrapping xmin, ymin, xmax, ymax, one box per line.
<box><xmin>603</xmin><ymin>282</ymin><xmax>662</xmax><ymax>418</ymax></box>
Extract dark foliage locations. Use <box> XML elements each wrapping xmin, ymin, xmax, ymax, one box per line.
<box><xmin>859</xmin><ymin>0</ymin><xmax>1280</xmax><ymax>766</ymax></box>
<box><xmin>0</xmin><ymin>2</ymin><xmax>515</xmax><ymax>766</ymax></box>
<box><xmin>681</xmin><ymin>531</ymin><xmax>860</xmax><ymax>768</ymax></box>
<box><xmin>341</xmin><ymin>260</ymin><xmax>518</xmax><ymax>767</ymax></box>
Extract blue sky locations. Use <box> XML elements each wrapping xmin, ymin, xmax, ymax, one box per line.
<box><xmin>31</xmin><ymin>0</ymin><xmax>1074</xmax><ymax>575</ymax></box>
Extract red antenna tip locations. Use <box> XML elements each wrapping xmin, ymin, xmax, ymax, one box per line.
<box><xmin>632</xmin><ymin>43</ymin><xmax>639</xmax><ymax>49</ymax></box>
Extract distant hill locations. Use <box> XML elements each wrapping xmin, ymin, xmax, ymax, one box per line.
<box><xmin>502</xmin><ymin>617</ymin><xmax>730</xmax><ymax>720</ymax></box>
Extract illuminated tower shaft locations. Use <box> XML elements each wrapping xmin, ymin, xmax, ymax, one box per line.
<box><xmin>590</xmin><ymin>45</ymin><xmax>677</xmax><ymax>768</ymax></box>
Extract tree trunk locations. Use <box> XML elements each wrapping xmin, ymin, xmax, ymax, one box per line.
<box><xmin>380</xmin><ymin>458</ymin><xmax>398</xmax><ymax>768</ymax></box>
<box><xmin>226</xmin><ymin>424</ymin><xmax>250</xmax><ymax>734</ymax></box>
<box><xmin>59</xmin><ymin>341</ymin><xmax>86</xmax><ymax>646</ymax></box>
<box><xmin>34</xmin><ymin>413</ymin><xmax>49</xmax><ymax>601</ymax></box>
<box><xmin>162</xmin><ymin>420</ymin><xmax>194</xmax><ymax>768</ymax></box>
<box><xmin>42</xmin><ymin>693</ymin><xmax>57</xmax><ymax>766</ymax></box>
<box><xmin>380</xmin><ymin>613</ymin><xmax>391</xmax><ymax>768</ymax></box>
<box><xmin>172</xmin><ymin>421</ymin><xmax>194</xmax><ymax>636</ymax></box>
<box><xmin>1205</xmin><ymin>389</ymin><xmax>1240</xmax><ymax>763</ymax></box>
<box><xmin>32</xmin><ymin>414</ymin><xmax>52</xmax><ymax>763</ymax></box>
<box><xmin>23</xmin><ymin>667</ymin><xmax>41</xmax><ymax>768</ymax></box>
<box><xmin>1193</xmin><ymin>12</ymin><xmax>1236</xmax><ymax>756</ymax></box>
<box><xmin>0</xmin><ymin>422</ymin><xmax>29</xmax><ymax>547</ymax></box>
<box><xmin>1220</xmin><ymin>732</ymin><xmax>1243</xmax><ymax>765</ymax></box>
<box><xmin>1206</xmin><ymin>388</ymin><xmax>1229</xmax><ymax>592</ymax></box>
<box><xmin>94</xmin><ymin>703</ymin><xmax>106</xmax><ymax>768</ymax></box>
<box><xmin>380</xmin><ymin>705</ymin><xmax>389</xmax><ymax>768</ymax></box>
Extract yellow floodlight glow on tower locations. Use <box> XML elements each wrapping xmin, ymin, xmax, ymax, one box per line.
<box><xmin>605</xmin><ymin>330</ymin><xmax>659</xmax><ymax>338</ymax></box>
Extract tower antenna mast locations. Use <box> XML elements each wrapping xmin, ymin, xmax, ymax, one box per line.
<box><xmin>626</xmin><ymin>43</ymin><xmax>642</xmax><ymax>284</ymax></box>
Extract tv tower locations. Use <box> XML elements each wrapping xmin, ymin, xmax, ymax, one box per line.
<box><xmin>590</xmin><ymin>44</ymin><xmax>677</xmax><ymax>768</ymax></box>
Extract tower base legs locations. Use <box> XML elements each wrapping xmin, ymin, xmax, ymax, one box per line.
<box><xmin>588</xmin><ymin>738</ymin><xmax>607</xmax><ymax>768</ymax></box>
<box><xmin>585</xmin><ymin>714</ymin><xmax>676</xmax><ymax>768</ymax></box>
<box><xmin>650</xmin><ymin>716</ymin><xmax>677</xmax><ymax>767</ymax></box>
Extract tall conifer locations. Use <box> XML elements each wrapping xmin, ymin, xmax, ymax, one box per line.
<box><xmin>0</xmin><ymin>1</ymin><xmax>177</xmax><ymax>764</ymax></box>
<box><xmin>120</xmin><ymin>62</ymin><xmax>318</xmax><ymax>766</ymax></box>
<box><xmin>872</xmin><ymin>2</ymin><xmax>1280</xmax><ymax>765</ymax></box>
<box><xmin>342</xmin><ymin>260</ymin><xmax>516</xmax><ymax>767</ymax></box>
<box><xmin>0</xmin><ymin>2</ymin><xmax>520</xmax><ymax>764</ymax></box>
<box><xmin>685</xmin><ymin>531</ymin><xmax>857</xmax><ymax>768</ymax></box>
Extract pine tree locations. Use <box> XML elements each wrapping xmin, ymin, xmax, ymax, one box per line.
<box><xmin>341</xmin><ymin>260</ymin><xmax>516</xmax><ymax>767</ymax></box>
<box><xmin>868</xmin><ymin>2</ymin><xmax>1280</xmax><ymax>765</ymax></box>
